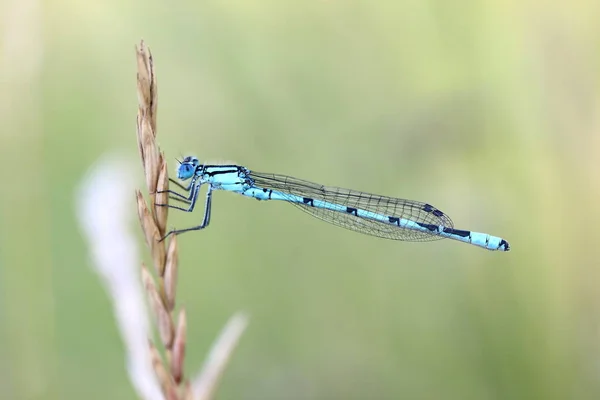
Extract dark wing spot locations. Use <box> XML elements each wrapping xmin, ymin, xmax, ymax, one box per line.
<box><xmin>432</xmin><ymin>209</ymin><xmax>444</xmax><ymax>218</ymax></box>
<box><xmin>423</xmin><ymin>203</ymin><xmax>445</xmax><ymax>218</ymax></box>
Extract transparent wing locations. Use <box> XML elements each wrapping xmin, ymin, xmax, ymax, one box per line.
<box><xmin>249</xmin><ymin>172</ymin><xmax>454</xmax><ymax>241</ymax></box>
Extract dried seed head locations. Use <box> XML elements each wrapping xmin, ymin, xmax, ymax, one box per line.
<box><xmin>171</xmin><ymin>309</ymin><xmax>187</xmax><ymax>384</ymax></box>
<box><xmin>143</xmin><ymin>269</ymin><xmax>174</xmax><ymax>348</ymax></box>
<box><xmin>155</xmin><ymin>153</ymin><xmax>169</xmax><ymax>235</ymax></box>
<box><xmin>137</xmin><ymin>191</ymin><xmax>166</xmax><ymax>275</ymax></box>
<box><xmin>142</xmin><ymin>266</ymin><xmax>165</xmax><ymax>308</ymax></box>
<box><xmin>136</xmin><ymin>41</ymin><xmax>153</xmax><ymax>110</ymax></box>
<box><xmin>136</xmin><ymin>191</ymin><xmax>156</xmax><ymax>246</ymax></box>
<box><xmin>165</xmin><ymin>386</ymin><xmax>178</xmax><ymax>400</ymax></box>
<box><xmin>182</xmin><ymin>381</ymin><xmax>193</xmax><ymax>400</ymax></box>
<box><xmin>135</xmin><ymin>116</ymin><xmax>145</xmax><ymax>167</ymax></box>
<box><xmin>148</xmin><ymin>341</ymin><xmax>166</xmax><ymax>381</ymax></box>
<box><xmin>138</xmin><ymin>116</ymin><xmax>159</xmax><ymax>193</ymax></box>
<box><xmin>136</xmin><ymin>41</ymin><xmax>159</xmax><ymax>193</ymax></box>
<box><xmin>149</xmin><ymin>340</ymin><xmax>178</xmax><ymax>400</ymax></box>
<box><xmin>164</xmin><ymin>236</ymin><xmax>179</xmax><ymax>310</ymax></box>
<box><xmin>136</xmin><ymin>41</ymin><xmax>158</xmax><ymax>136</ymax></box>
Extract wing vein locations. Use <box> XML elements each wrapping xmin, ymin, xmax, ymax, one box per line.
<box><xmin>249</xmin><ymin>172</ymin><xmax>453</xmax><ymax>242</ymax></box>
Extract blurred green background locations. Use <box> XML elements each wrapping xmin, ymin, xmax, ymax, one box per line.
<box><xmin>2</xmin><ymin>0</ymin><xmax>600</xmax><ymax>399</ymax></box>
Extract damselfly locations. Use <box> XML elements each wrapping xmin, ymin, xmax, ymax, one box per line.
<box><xmin>157</xmin><ymin>156</ymin><xmax>510</xmax><ymax>251</ymax></box>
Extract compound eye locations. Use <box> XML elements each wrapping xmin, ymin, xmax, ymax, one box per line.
<box><xmin>178</xmin><ymin>163</ymin><xmax>197</xmax><ymax>180</ymax></box>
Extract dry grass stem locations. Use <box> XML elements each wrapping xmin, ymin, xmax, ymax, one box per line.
<box><xmin>134</xmin><ymin>40</ymin><xmax>248</xmax><ymax>400</ymax></box>
<box><xmin>77</xmin><ymin>157</ymin><xmax>164</xmax><ymax>400</ymax></box>
<box><xmin>192</xmin><ymin>313</ymin><xmax>250</xmax><ymax>400</ymax></box>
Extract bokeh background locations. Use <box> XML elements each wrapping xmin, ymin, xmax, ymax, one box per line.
<box><xmin>2</xmin><ymin>1</ymin><xmax>600</xmax><ymax>399</ymax></box>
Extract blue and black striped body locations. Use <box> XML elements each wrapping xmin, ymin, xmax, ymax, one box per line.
<box><xmin>165</xmin><ymin>158</ymin><xmax>509</xmax><ymax>252</ymax></box>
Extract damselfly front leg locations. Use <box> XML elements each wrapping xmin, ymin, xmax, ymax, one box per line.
<box><xmin>169</xmin><ymin>177</ymin><xmax>194</xmax><ymax>192</ymax></box>
<box><xmin>155</xmin><ymin>177</ymin><xmax>198</xmax><ymax>207</ymax></box>
<box><xmin>156</xmin><ymin>180</ymin><xmax>203</xmax><ymax>212</ymax></box>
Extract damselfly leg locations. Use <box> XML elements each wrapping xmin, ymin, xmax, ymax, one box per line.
<box><xmin>159</xmin><ymin>185</ymin><xmax>213</xmax><ymax>241</ymax></box>
<box><xmin>155</xmin><ymin>177</ymin><xmax>196</xmax><ymax>202</ymax></box>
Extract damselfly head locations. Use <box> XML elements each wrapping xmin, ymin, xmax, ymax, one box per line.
<box><xmin>177</xmin><ymin>156</ymin><xmax>200</xmax><ymax>180</ymax></box>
